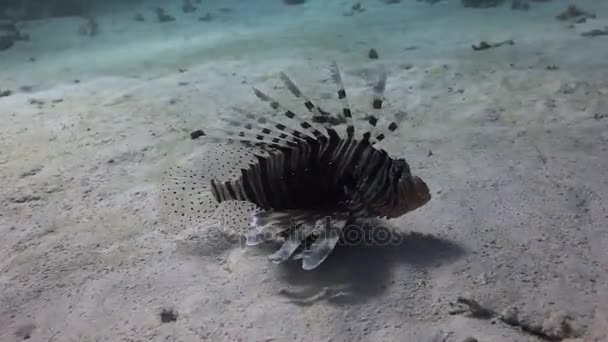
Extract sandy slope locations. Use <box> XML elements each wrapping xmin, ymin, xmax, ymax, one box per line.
<box><xmin>1</xmin><ymin>0</ymin><xmax>608</xmax><ymax>341</ymax></box>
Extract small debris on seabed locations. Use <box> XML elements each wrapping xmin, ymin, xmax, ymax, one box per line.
<box><xmin>581</xmin><ymin>27</ymin><xmax>608</xmax><ymax>37</ymax></box>
<box><xmin>28</xmin><ymin>99</ymin><xmax>44</xmax><ymax>107</ymax></box>
<box><xmin>77</xmin><ymin>15</ymin><xmax>99</xmax><ymax>37</ymax></box>
<box><xmin>343</xmin><ymin>3</ymin><xmax>365</xmax><ymax>16</ymax></box>
<box><xmin>182</xmin><ymin>0</ymin><xmax>197</xmax><ymax>13</ymax></box>
<box><xmin>0</xmin><ymin>18</ymin><xmax>30</xmax><ymax>51</ymax></box>
<box><xmin>556</xmin><ymin>5</ymin><xmax>595</xmax><ymax>22</ymax></box>
<box><xmin>190</xmin><ymin>129</ymin><xmax>205</xmax><ymax>140</ymax></box>
<box><xmin>198</xmin><ymin>13</ymin><xmax>213</xmax><ymax>21</ymax></box>
<box><xmin>9</xmin><ymin>194</ymin><xmax>42</xmax><ymax>204</ymax></box>
<box><xmin>278</xmin><ymin>286</ymin><xmax>351</xmax><ymax>306</ymax></box>
<box><xmin>283</xmin><ymin>0</ymin><xmax>307</xmax><ymax>4</ymax></box>
<box><xmin>472</xmin><ymin>39</ymin><xmax>514</xmax><ymax>51</ymax></box>
<box><xmin>511</xmin><ymin>0</ymin><xmax>529</xmax><ymax>11</ymax></box>
<box><xmin>28</xmin><ymin>99</ymin><xmax>44</xmax><ymax>106</ymax></box>
<box><xmin>448</xmin><ymin>296</ymin><xmax>495</xmax><ymax>319</ymax></box>
<box><xmin>159</xmin><ymin>308</ymin><xmax>178</xmax><ymax>323</ymax></box>
<box><xmin>545</xmin><ymin>65</ymin><xmax>559</xmax><ymax>71</ymax></box>
<box><xmin>0</xmin><ymin>89</ymin><xmax>12</xmax><ymax>97</ymax></box>
<box><xmin>448</xmin><ymin>296</ymin><xmax>581</xmax><ymax>341</ymax></box>
<box><xmin>462</xmin><ymin>0</ymin><xmax>504</xmax><ymax>8</ymax></box>
<box><xmin>155</xmin><ymin>8</ymin><xmax>175</xmax><ymax>22</ymax></box>
<box><xmin>14</xmin><ymin>322</ymin><xmax>36</xmax><ymax>340</ymax></box>
<box><xmin>133</xmin><ymin>13</ymin><xmax>145</xmax><ymax>22</ymax></box>
<box><xmin>20</xmin><ymin>166</ymin><xmax>42</xmax><ymax>178</ymax></box>
<box><xmin>594</xmin><ymin>113</ymin><xmax>607</xmax><ymax>120</ymax></box>
<box><xmin>368</xmin><ymin>48</ymin><xmax>379</xmax><ymax>59</ymax></box>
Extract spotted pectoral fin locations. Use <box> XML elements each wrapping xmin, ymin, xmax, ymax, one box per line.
<box><xmin>215</xmin><ymin>200</ymin><xmax>261</xmax><ymax>238</ymax></box>
<box><xmin>154</xmin><ymin>143</ymin><xmax>261</xmax><ymax>231</ymax></box>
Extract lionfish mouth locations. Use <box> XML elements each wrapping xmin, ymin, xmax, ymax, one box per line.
<box><xmin>412</xmin><ymin>176</ymin><xmax>431</xmax><ymax>207</ymax></box>
<box><xmin>385</xmin><ymin>176</ymin><xmax>431</xmax><ymax>219</ymax></box>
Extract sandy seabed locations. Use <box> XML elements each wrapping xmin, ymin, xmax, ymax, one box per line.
<box><xmin>1</xmin><ymin>0</ymin><xmax>608</xmax><ymax>341</ymax></box>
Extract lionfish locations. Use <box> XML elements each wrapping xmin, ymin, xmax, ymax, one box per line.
<box><xmin>157</xmin><ymin>62</ymin><xmax>431</xmax><ymax>270</ymax></box>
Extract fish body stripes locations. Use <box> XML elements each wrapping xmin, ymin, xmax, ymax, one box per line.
<box><xmin>159</xmin><ymin>61</ymin><xmax>431</xmax><ymax>270</ymax></box>
<box><xmin>211</xmin><ymin>129</ymin><xmax>424</xmax><ymax>221</ymax></box>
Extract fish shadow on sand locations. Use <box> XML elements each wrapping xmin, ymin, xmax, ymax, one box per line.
<box><xmin>273</xmin><ymin>223</ymin><xmax>466</xmax><ymax>306</ymax></box>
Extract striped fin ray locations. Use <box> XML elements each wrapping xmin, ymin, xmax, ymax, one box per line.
<box><xmin>190</xmin><ymin>108</ymin><xmax>310</xmax><ymax>149</ymax></box>
<box><xmin>248</xmin><ymin>210</ymin><xmax>349</xmax><ymax>270</ymax></box>
<box><xmin>217</xmin><ymin>115</ymin><xmax>300</xmax><ymax>147</ymax></box>
<box><xmin>278</xmin><ymin>71</ymin><xmax>335</xmax><ymax>131</ymax></box>
<box><xmin>371</xmin><ymin>120</ymin><xmax>400</xmax><ymax>146</ymax></box>
<box><xmin>227</xmin><ymin>106</ymin><xmax>313</xmax><ymax>144</ymax></box>
<box><xmin>268</xmin><ymin>222</ymin><xmax>318</xmax><ymax>264</ymax></box>
<box><xmin>364</xmin><ymin>68</ymin><xmax>403</xmax><ymax>146</ymax></box>
<box><xmin>301</xmin><ymin>215</ymin><xmax>347</xmax><ymax>270</ymax></box>
<box><xmin>361</xmin><ymin>68</ymin><xmax>388</xmax><ymax>144</ymax></box>
<box><xmin>252</xmin><ymin>87</ymin><xmax>328</xmax><ymax>140</ymax></box>
<box><xmin>246</xmin><ymin>210</ymin><xmax>292</xmax><ymax>245</ymax></box>
<box><xmin>248</xmin><ymin>210</ymin><xmax>314</xmax><ymax>252</ymax></box>
<box><xmin>328</xmin><ymin>61</ymin><xmax>356</xmax><ymax>139</ymax></box>
<box><xmin>194</xmin><ymin>128</ymin><xmax>288</xmax><ymax>149</ymax></box>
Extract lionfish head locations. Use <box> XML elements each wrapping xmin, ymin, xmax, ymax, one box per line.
<box><xmin>381</xmin><ymin>160</ymin><xmax>431</xmax><ymax>219</ymax></box>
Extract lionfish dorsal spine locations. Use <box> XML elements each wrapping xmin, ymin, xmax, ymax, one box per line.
<box><xmin>251</xmin><ymin>87</ymin><xmax>328</xmax><ymax>140</ymax></box>
<box><xmin>278</xmin><ymin>72</ymin><xmax>333</xmax><ymax>130</ymax></box>
<box><xmin>196</xmin><ymin>62</ymin><xmax>405</xmax><ymax>150</ymax></box>
<box><xmin>358</xmin><ymin>68</ymin><xmax>386</xmax><ymax>144</ymax></box>
<box><xmin>328</xmin><ymin>61</ymin><xmax>356</xmax><ymax>140</ymax></box>
<box><xmin>229</xmin><ymin>106</ymin><xmax>312</xmax><ymax>144</ymax></box>
<box><xmin>218</xmin><ymin>114</ymin><xmax>300</xmax><ymax>146</ymax></box>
